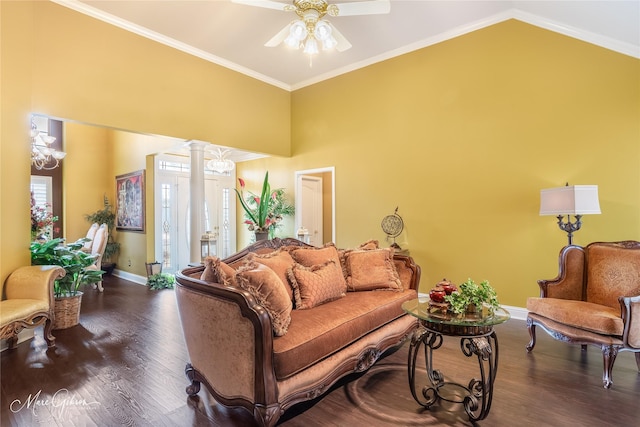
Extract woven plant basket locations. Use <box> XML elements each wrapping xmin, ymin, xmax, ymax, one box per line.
<box><xmin>53</xmin><ymin>292</ymin><xmax>83</xmax><ymax>330</ymax></box>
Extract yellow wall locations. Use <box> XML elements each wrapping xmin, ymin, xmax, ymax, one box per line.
<box><xmin>0</xmin><ymin>1</ymin><xmax>290</xmax><ymax>283</ymax></box>
<box><xmin>2</xmin><ymin>2</ymin><xmax>638</xmax><ymax>310</ymax></box>
<box><xmin>64</xmin><ymin>123</ymin><xmax>111</xmax><ymax>242</ymax></box>
<box><xmin>282</xmin><ymin>20</ymin><xmax>638</xmax><ymax>305</ymax></box>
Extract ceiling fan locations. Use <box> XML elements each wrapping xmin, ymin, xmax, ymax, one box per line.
<box><xmin>232</xmin><ymin>0</ymin><xmax>391</xmax><ymax>56</ymax></box>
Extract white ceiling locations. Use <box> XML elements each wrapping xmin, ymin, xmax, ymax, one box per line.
<box><xmin>56</xmin><ymin>1</ymin><xmax>639</xmax><ymax>91</ymax></box>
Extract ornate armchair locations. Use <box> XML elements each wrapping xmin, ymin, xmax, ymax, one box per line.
<box><xmin>85</xmin><ymin>223</ymin><xmax>108</xmax><ymax>292</ymax></box>
<box><xmin>1</xmin><ymin>265</ymin><xmax>65</xmax><ymax>349</ymax></box>
<box><xmin>526</xmin><ymin>241</ymin><xmax>640</xmax><ymax>388</ymax></box>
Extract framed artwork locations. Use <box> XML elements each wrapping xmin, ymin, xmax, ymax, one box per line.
<box><xmin>115</xmin><ymin>170</ymin><xmax>145</xmax><ymax>232</ymax></box>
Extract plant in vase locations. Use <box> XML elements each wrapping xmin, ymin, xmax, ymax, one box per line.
<box><xmin>234</xmin><ymin>171</ymin><xmax>294</xmax><ymax>240</ymax></box>
<box><xmin>30</xmin><ymin>238</ymin><xmax>105</xmax><ymax>329</ymax></box>
<box><xmin>444</xmin><ymin>278</ymin><xmax>500</xmax><ymax>315</ymax></box>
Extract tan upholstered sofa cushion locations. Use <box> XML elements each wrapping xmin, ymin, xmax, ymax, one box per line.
<box><xmin>344</xmin><ymin>248</ymin><xmax>402</xmax><ymax>292</ymax></box>
<box><xmin>248</xmin><ymin>250</ymin><xmax>295</xmax><ymax>301</ymax></box>
<box><xmin>527</xmin><ymin>297</ymin><xmax>623</xmax><ymax>336</ymax></box>
<box><xmin>272</xmin><ymin>288</ymin><xmax>417</xmax><ymax>379</ymax></box>
<box><xmin>288</xmin><ymin>260</ymin><xmax>346</xmax><ymax>309</ymax></box>
<box><xmin>290</xmin><ymin>244</ymin><xmax>341</xmax><ymax>267</ymax></box>
<box><xmin>586</xmin><ymin>244</ymin><xmax>640</xmax><ymax>310</ymax></box>
<box><xmin>236</xmin><ymin>262</ymin><xmax>292</xmax><ymax>336</ymax></box>
<box><xmin>201</xmin><ymin>256</ymin><xmax>237</xmax><ymax>286</ymax></box>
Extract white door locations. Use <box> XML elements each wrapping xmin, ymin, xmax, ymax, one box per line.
<box><xmin>155</xmin><ymin>156</ymin><xmax>235</xmax><ymax>273</ymax></box>
<box><xmin>298</xmin><ymin>175</ymin><xmax>323</xmax><ymax>246</ymax></box>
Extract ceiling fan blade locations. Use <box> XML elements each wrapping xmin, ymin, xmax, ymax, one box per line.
<box><xmin>231</xmin><ymin>0</ymin><xmax>288</xmax><ymax>12</ymax></box>
<box><xmin>334</xmin><ymin>0</ymin><xmax>390</xmax><ymax>16</ymax></box>
<box><xmin>328</xmin><ymin>23</ymin><xmax>352</xmax><ymax>52</ymax></box>
<box><xmin>264</xmin><ymin>22</ymin><xmax>292</xmax><ymax>47</ymax></box>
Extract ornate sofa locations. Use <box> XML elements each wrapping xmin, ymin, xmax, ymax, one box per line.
<box><xmin>526</xmin><ymin>241</ymin><xmax>640</xmax><ymax>388</ymax></box>
<box><xmin>175</xmin><ymin>238</ymin><xmax>421</xmax><ymax>426</ymax></box>
<box><xmin>1</xmin><ymin>265</ymin><xmax>65</xmax><ymax>349</ymax></box>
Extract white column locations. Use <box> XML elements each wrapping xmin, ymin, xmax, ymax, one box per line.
<box><xmin>187</xmin><ymin>141</ymin><xmax>208</xmax><ymax>263</ymax></box>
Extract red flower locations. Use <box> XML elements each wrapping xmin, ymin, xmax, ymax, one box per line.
<box><xmin>238</xmin><ymin>178</ymin><xmax>245</xmax><ymax>189</ymax></box>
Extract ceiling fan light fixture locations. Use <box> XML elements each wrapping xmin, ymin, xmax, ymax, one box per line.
<box><xmin>303</xmin><ymin>37</ymin><xmax>319</xmax><ymax>55</ymax></box>
<box><xmin>285</xmin><ymin>20</ymin><xmax>307</xmax><ymax>47</ymax></box>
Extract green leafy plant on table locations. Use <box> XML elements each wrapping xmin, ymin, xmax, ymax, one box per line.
<box><xmin>444</xmin><ymin>278</ymin><xmax>500</xmax><ymax>314</ymax></box>
<box><xmin>30</xmin><ymin>238</ymin><xmax>105</xmax><ymax>297</ymax></box>
<box><xmin>234</xmin><ymin>171</ymin><xmax>294</xmax><ymax>238</ymax></box>
<box><xmin>147</xmin><ymin>273</ymin><xmax>175</xmax><ymax>290</ymax></box>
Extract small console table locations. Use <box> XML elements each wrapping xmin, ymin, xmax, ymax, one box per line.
<box><xmin>402</xmin><ymin>298</ymin><xmax>510</xmax><ymax>421</ymax></box>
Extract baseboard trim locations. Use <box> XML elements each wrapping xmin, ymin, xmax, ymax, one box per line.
<box><xmin>112</xmin><ymin>269</ymin><xmax>147</xmax><ymax>286</ymax></box>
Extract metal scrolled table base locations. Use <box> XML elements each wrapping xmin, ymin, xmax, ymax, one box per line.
<box><xmin>407</xmin><ymin>325</ymin><xmax>499</xmax><ymax>421</ymax></box>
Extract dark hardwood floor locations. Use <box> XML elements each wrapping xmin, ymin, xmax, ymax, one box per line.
<box><xmin>2</xmin><ymin>275</ymin><xmax>639</xmax><ymax>426</ymax></box>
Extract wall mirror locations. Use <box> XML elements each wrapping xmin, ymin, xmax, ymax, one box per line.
<box><xmin>294</xmin><ymin>167</ymin><xmax>335</xmax><ymax>245</ymax></box>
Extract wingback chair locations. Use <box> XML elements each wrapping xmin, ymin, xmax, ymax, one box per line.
<box><xmin>83</xmin><ymin>222</ymin><xmax>99</xmax><ymax>251</ymax></box>
<box><xmin>526</xmin><ymin>241</ymin><xmax>640</xmax><ymax>388</ymax></box>
<box><xmin>85</xmin><ymin>223</ymin><xmax>108</xmax><ymax>292</ymax></box>
<box><xmin>1</xmin><ymin>265</ymin><xmax>66</xmax><ymax>349</ymax></box>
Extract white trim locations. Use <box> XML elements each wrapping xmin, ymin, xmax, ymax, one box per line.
<box><xmin>112</xmin><ymin>269</ymin><xmax>147</xmax><ymax>286</ymax></box>
<box><xmin>0</xmin><ymin>330</ymin><xmax>35</xmax><ymax>352</ymax></box>
<box><xmin>51</xmin><ymin>1</ymin><xmax>639</xmax><ymax>91</ymax></box>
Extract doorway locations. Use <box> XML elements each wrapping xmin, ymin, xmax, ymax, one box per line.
<box><xmin>154</xmin><ymin>155</ymin><xmax>236</xmax><ymax>273</ymax></box>
<box><xmin>295</xmin><ymin>167</ymin><xmax>335</xmax><ymax>244</ymax></box>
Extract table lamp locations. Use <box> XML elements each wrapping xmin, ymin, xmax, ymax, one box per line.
<box><xmin>540</xmin><ymin>184</ymin><xmax>601</xmax><ymax>245</ymax></box>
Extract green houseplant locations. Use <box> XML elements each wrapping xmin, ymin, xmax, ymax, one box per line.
<box><xmin>147</xmin><ymin>273</ymin><xmax>175</xmax><ymax>290</ymax></box>
<box><xmin>85</xmin><ymin>195</ymin><xmax>120</xmax><ymax>273</ymax></box>
<box><xmin>30</xmin><ymin>238</ymin><xmax>105</xmax><ymax>329</ymax></box>
<box><xmin>234</xmin><ymin>171</ymin><xmax>294</xmax><ymax>239</ymax></box>
<box><xmin>444</xmin><ymin>278</ymin><xmax>500</xmax><ymax>315</ymax></box>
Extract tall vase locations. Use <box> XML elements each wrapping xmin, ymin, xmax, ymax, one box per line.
<box><xmin>255</xmin><ymin>231</ymin><xmax>269</xmax><ymax>241</ymax></box>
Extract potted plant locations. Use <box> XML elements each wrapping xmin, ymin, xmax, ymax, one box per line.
<box><xmin>85</xmin><ymin>195</ymin><xmax>120</xmax><ymax>274</ymax></box>
<box><xmin>444</xmin><ymin>278</ymin><xmax>501</xmax><ymax>316</ymax></box>
<box><xmin>147</xmin><ymin>273</ymin><xmax>175</xmax><ymax>290</ymax></box>
<box><xmin>30</xmin><ymin>238</ymin><xmax>105</xmax><ymax>329</ymax></box>
<box><xmin>234</xmin><ymin>171</ymin><xmax>295</xmax><ymax>240</ymax></box>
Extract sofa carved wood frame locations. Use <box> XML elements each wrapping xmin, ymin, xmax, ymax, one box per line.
<box><xmin>175</xmin><ymin>238</ymin><xmax>421</xmax><ymax>427</ymax></box>
<box><xmin>526</xmin><ymin>241</ymin><xmax>640</xmax><ymax>389</ymax></box>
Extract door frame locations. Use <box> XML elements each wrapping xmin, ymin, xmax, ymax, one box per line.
<box><xmin>295</xmin><ymin>167</ymin><xmax>335</xmax><ymax>244</ymax></box>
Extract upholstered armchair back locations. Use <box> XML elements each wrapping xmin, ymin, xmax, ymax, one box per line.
<box><xmin>586</xmin><ymin>242</ymin><xmax>640</xmax><ymax>310</ymax></box>
<box><xmin>84</xmin><ymin>223</ymin><xmax>99</xmax><ymax>250</ymax></box>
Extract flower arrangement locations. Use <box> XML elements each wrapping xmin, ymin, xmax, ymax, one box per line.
<box><xmin>234</xmin><ymin>171</ymin><xmax>294</xmax><ymax>237</ymax></box>
<box><xmin>30</xmin><ymin>192</ymin><xmax>58</xmax><ymax>240</ymax></box>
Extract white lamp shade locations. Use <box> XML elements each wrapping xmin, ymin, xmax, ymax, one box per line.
<box><xmin>540</xmin><ymin>185</ymin><xmax>601</xmax><ymax>216</ymax></box>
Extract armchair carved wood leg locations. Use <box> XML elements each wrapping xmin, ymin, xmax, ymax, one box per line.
<box><xmin>525</xmin><ymin>317</ymin><xmax>536</xmax><ymax>352</ymax></box>
<box><xmin>601</xmin><ymin>345</ymin><xmax>620</xmax><ymax>389</ymax></box>
<box><xmin>44</xmin><ymin>318</ymin><xmax>56</xmax><ymax>348</ymax></box>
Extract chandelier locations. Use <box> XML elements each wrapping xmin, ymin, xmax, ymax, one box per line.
<box><xmin>206</xmin><ymin>147</ymin><xmax>235</xmax><ymax>173</ymax></box>
<box><xmin>30</xmin><ymin>119</ymin><xmax>66</xmax><ymax>170</ymax></box>
<box><xmin>284</xmin><ymin>17</ymin><xmax>338</xmax><ymax>56</ymax></box>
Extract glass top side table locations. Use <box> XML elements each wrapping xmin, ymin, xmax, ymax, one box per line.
<box><xmin>402</xmin><ymin>298</ymin><xmax>511</xmax><ymax>422</ymax></box>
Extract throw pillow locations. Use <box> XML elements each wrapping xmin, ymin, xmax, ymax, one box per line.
<box><xmin>338</xmin><ymin>239</ymin><xmax>381</xmax><ymax>280</ymax></box>
<box><xmin>287</xmin><ymin>260</ymin><xmax>346</xmax><ymax>310</ymax></box>
<box><xmin>247</xmin><ymin>250</ymin><xmax>295</xmax><ymax>302</ymax></box>
<box><xmin>290</xmin><ymin>243</ymin><xmax>341</xmax><ymax>267</ymax></box>
<box><xmin>344</xmin><ymin>248</ymin><xmax>402</xmax><ymax>292</ymax></box>
<box><xmin>200</xmin><ymin>256</ymin><xmax>237</xmax><ymax>286</ymax></box>
<box><xmin>235</xmin><ymin>262</ymin><xmax>292</xmax><ymax>336</ymax></box>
